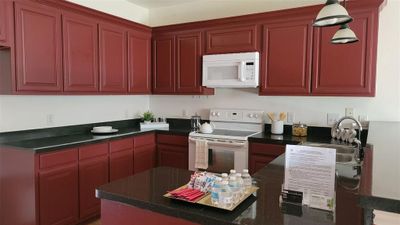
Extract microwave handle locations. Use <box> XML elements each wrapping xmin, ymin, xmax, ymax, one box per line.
<box><xmin>239</xmin><ymin>61</ymin><xmax>246</xmax><ymax>81</ymax></box>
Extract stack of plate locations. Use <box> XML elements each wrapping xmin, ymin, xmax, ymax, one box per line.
<box><xmin>91</xmin><ymin>126</ymin><xmax>118</xmax><ymax>134</ymax></box>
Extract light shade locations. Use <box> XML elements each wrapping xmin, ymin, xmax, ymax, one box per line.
<box><xmin>313</xmin><ymin>0</ymin><xmax>353</xmax><ymax>27</ymax></box>
<box><xmin>331</xmin><ymin>24</ymin><xmax>359</xmax><ymax>44</ymax></box>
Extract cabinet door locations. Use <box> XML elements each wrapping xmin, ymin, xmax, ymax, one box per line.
<box><xmin>63</xmin><ymin>12</ymin><xmax>99</xmax><ymax>92</ymax></box>
<box><xmin>157</xmin><ymin>144</ymin><xmax>188</xmax><ymax>169</ymax></box>
<box><xmin>205</xmin><ymin>24</ymin><xmax>258</xmax><ymax>54</ymax></box>
<box><xmin>312</xmin><ymin>10</ymin><xmax>378</xmax><ymax>96</ymax></box>
<box><xmin>0</xmin><ymin>0</ymin><xmax>12</xmax><ymax>47</ymax></box>
<box><xmin>39</xmin><ymin>164</ymin><xmax>79</xmax><ymax>225</ymax></box>
<box><xmin>153</xmin><ymin>35</ymin><xmax>176</xmax><ymax>93</ymax></box>
<box><xmin>176</xmin><ymin>32</ymin><xmax>203</xmax><ymax>93</ymax></box>
<box><xmin>99</xmin><ymin>23</ymin><xmax>127</xmax><ymax>93</ymax></box>
<box><xmin>134</xmin><ymin>145</ymin><xmax>156</xmax><ymax>174</ymax></box>
<box><xmin>15</xmin><ymin>2</ymin><xmax>62</xmax><ymax>92</ymax></box>
<box><xmin>79</xmin><ymin>156</ymin><xmax>109</xmax><ymax>220</ymax></box>
<box><xmin>260</xmin><ymin>19</ymin><xmax>313</xmax><ymax>95</ymax></box>
<box><xmin>110</xmin><ymin>149</ymin><xmax>134</xmax><ymax>181</ymax></box>
<box><xmin>249</xmin><ymin>154</ymin><xmax>276</xmax><ymax>175</ymax></box>
<box><xmin>128</xmin><ymin>30</ymin><xmax>151</xmax><ymax>94</ymax></box>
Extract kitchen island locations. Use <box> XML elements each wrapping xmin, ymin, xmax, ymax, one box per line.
<box><xmin>96</xmin><ymin>155</ymin><xmax>364</xmax><ymax>225</ymax></box>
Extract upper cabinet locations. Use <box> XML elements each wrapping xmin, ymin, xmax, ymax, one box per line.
<box><xmin>205</xmin><ymin>24</ymin><xmax>259</xmax><ymax>54</ymax></box>
<box><xmin>311</xmin><ymin>9</ymin><xmax>378</xmax><ymax>96</ymax></box>
<box><xmin>0</xmin><ymin>0</ymin><xmax>12</xmax><ymax>47</ymax></box>
<box><xmin>63</xmin><ymin>12</ymin><xmax>99</xmax><ymax>92</ymax></box>
<box><xmin>260</xmin><ymin>18</ymin><xmax>313</xmax><ymax>95</ymax></box>
<box><xmin>153</xmin><ymin>35</ymin><xmax>176</xmax><ymax>94</ymax></box>
<box><xmin>128</xmin><ymin>30</ymin><xmax>152</xmax><ymax>94</ymax></box>
<box><xmin>15</xmin><ymin>2</ymin><xmax>63</xmax><ymax>92</ymax></box>
<box><xmin>99</xmin><ymin>23</ymin><xmax>127</xmax><ymax>93</ymax></box>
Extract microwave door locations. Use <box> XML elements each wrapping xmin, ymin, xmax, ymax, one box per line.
<box><xmin>203</xmin><ymin>61</ymin><xmax>241</xmax><ymax>86</ymax></box>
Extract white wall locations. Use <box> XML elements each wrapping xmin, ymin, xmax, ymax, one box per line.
<box><xmin>0</xmin><ymin>96</ymin><xmax>150</xmax><ymax>132</ymax></box>
<box><xmin>67</xmin><ymin>0</ymin><xmax>150</xmax><ymax>26</ymax></box>
<box><xmin>149</xmin><ymin>0</ymin><xmax>400</xmax><ymax>126</ymax></box>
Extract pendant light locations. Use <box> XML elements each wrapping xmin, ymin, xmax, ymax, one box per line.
<box><xmin>313</xmin><ymin>0</ymin><xmax>353</xmax><ymax>27</ymax></box>
<box><xmin>331</xmin><ymin>24</ymin><xmax>358</xmax><ymax>44</ymax></box>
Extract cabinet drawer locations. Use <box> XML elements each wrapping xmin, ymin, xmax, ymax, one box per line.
<box><xmin>79</xmin><ymin>142</ymin><xmax>109</xmax><ymax>160</ymax></box>
<box><xmin>157</xmin><ymin>134</ymin><xmax>188</xmax><ymax>147</ymax></box>
<box><xmin>250</xmin><ymin>143</ymin><xmax>285</xmax><ymax>156</ymax></box>
<box><xmin>39</xmin><ymin>148</ymin><xmax>78</xmax><ymax>169</ymax></box>
<box><xmin>109</xmin><ymin>138</ymin><xmax>133</xmax><ymax>153</ymax></box>
<box><xmin>134</xmin><ymin>133</ymin><xmax>155</xmax><ymax>148</ymax></box>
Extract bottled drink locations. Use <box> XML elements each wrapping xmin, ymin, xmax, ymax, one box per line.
<box><xmin>229</xmin><ymin>176</ymin><xmax>240</xmax><ymax>204</ymax></box>
<box><xmin>242</xmin><ymin>169</ymin><xmax>252</xmax><ymax>194</ymax></box>
<box><xmin>219</xmin><ymin>180</ymin><xmax>233</xmax><ymax>208</ymax></box>
<box><xmin>229</xmin><ymin>169</ymin><xmax>236</xmax><ymax>178</ymax></box>
<box><xmin>221</xmin><ymin>173</ymin><xmax>229</xmax><ymax>182</ymax></box>
<box><xmin>235</xmin><ymin>173</ymin><xmax>244</xmax><ymax>198</ymax></box>
<box><xmin>211</xmin><ymin>177</ymin><xmax>222</xmax><ymax>205</ymax></box>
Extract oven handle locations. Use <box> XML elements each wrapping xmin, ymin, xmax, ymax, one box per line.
<box><xmin>189</xmin><ymin>137</ymin><xmax>247</xmax><ymax>148</ymax></box>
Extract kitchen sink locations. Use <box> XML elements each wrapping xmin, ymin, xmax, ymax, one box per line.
<box><xmin>301</xmin><ymin>142</ymin><xmax>358</xmax><ymax>164</ymax></box>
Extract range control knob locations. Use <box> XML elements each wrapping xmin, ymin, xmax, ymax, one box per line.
<box><xmin>254</xmin><ymin>114</ymin><xmax>259</xmax><ymax>118</ymax></box>
<box><xmin>216</xmin><ymin>112</ymin><xmax>221</xmax><ymax>117</ymax></box>
<box><xmin>211</xmin><ymin>112</ymin><xmax>216</xmax><ymax>116</ymax></box>
<box><xmin>248</xmin><ymin>114</ymin><xmax>253</xmax><ymax>118</ymax></box>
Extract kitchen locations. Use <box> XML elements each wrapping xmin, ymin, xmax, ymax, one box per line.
<box><xmin>0</xmin><ymin>0</ymin><xmax>399</xmax><ymax>225</ymax></box>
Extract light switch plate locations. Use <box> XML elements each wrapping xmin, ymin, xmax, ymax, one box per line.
<box><xmin>327</xmin><ymin>113</ymin><xmax>339</xmax><ymax>126</ymax></box>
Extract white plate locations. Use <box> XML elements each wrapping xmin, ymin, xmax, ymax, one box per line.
<box><xmin>91</xmin><ymin>129</ymin><xmax>119</xmax><ymax>134</ymax></box>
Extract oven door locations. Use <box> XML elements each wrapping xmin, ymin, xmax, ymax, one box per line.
<box><xmin>188</xmin><ymin>137</ymin><xmax>248</xmax><ymax>174</ymax></box>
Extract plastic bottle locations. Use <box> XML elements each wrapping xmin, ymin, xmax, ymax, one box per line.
<box><xmin>242</xmin><ymin>169</ymin><xmax>252</xmax><ymax>194</ymax></box>
<box><xmin>235</xmin><ymin>173</ymin><xmax>244</xmax><ymax>198</ymax></box>
<box><xmin>211</xmin><ymin>177</ymin><xmax>222</xmax><ymax>205</ymax></box>
<box><xmin>229</xmin><ymin>169</ymin><xmax>236</xmax><ymax>178</ymax></box>
<box><xmin>219</xmin><ymin>180</ymin><xmax>233</xmax><ymax>208</ymax></box>
<box><xmin>229</xmin><ymin>176</ymin><xmax>240</xmax><ymax>204</ymax></box>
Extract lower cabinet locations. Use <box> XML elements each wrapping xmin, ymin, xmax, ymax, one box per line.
<box><xmin>134</xmin><ymin>133</ymin><xmax>156</xmax><ymax>173</ymax></box>
<box><xmin>249</xmin><ymin>142</ymin><xmax>285</xmax><ymax>175</ymax></box>
<box><xmin>157</xmin><ymin>134</ymin><xmax>188</xmax><ymax>169</ymax></box>
<box><xmin>109</xmin><ymin>138</ymin><xmax>134</xmax><ymax>181</ymax></box>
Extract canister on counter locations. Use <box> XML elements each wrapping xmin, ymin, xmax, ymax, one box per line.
<box><xmin>292</xmin><ymin>123</ymin><xmax>308</xmax><ymax>137</ymax></box>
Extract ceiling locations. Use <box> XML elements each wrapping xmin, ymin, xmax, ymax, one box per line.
<box><xmin>127</xmin><ymin>0</ymin><xmax>201</xmax><ymax>9</ymax></box>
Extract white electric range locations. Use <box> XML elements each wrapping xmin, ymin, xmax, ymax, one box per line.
<box><xmin>188</xmin><ymin>109</ymin><xmax>264</xmax><ymax>173</ymax></box>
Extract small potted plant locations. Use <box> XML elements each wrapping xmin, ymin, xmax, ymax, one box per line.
<box><xmin>142</xmin><ymin>111</ymin><xmax>154</xmax><ymax>124</ymax></box>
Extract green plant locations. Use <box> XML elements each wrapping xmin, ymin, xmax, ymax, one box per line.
<box><xmin>142</xmin><ymin>111</ymin><xmax>154</xmax><ymax>121</ymax></box>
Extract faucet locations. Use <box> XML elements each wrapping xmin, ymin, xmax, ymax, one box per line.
<box><xmin>335</xmin><ymin>116</ymin><xmax>364</xmax><ymax>162</ymax></box>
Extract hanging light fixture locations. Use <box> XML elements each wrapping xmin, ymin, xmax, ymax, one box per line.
<box><xmin>313</xmin><ymin>0</ymin><xmax>353</xmax><ymax>27</ymax></box>
<box><xmin>331</xmin><ymin>24</ymin><xmax>358</xmax><ymax>44</ymax></box>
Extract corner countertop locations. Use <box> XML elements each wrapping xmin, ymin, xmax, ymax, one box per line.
<box><xmin>359</xmin><ymin>121</ymin><xmax>400</xmax><ymax>213</ymax></box>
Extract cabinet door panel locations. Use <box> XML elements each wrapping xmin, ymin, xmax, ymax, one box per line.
<box><xmin>176</xmin><ymin>32</ymin><xmax>202</xmax><ymax>93</ymax></box>
<box><xmin>153</xmin><ymin>36</ymin><xmax>175</xmax><ymax>93</ymax></box>
<box><xmin>312</xmin><ymin>10</ymin><xmax>377</xmax><ymax>96</ymax></box>
<box><xmin>134</xmin><ymin>145</ymin><xmax>156</xmax><ymax>174</ymax></box>
<box><xmin>157</xmin><ymin>145</ymin><xmax>188</xmax><ymax>169</ymax></box>
<box><xmin>79</xmin><ymin>156</ymin><xmax>109</xmax><ymax>219</ymax></box>
<box><xmin>249</xmin><ymin>154</ymin><xmax>276</xmax><ymax>175</ymax></box>
<box><xmin>110</xmin><ymin>149</ymin><xmax>134</xmax><ymax>181</ymax></box>
<box><xmin>260</xmin><ymin>19</ymin><xmax>312</xmax><ymax>95</ymax></box>
<box><xmin>205</xmin><ymin>25</ymin><xmax>258</xmax><ymax>54</ymax></box>
<box><xmin>128</xmin><ymin>30</ymin><xmax>151</xmax><ymax>94</ymax></box>
<box><xmin>63</xmin><ymin>13</ymin><xmax>98</xmax><ymax>92</ymax></box>
<box><xmin>39</xmin><ymin>164</ymin><xmax>79</xmax><ymax>225</ymax></box>
<box><xmin>99</xmin><ymin>23</ymin><xmax>127</xmax><ymax>93</ymax></box>
<box><xmin>15</xmin><ymin>2</ymin><xmax>62</xmax><ymax>92</ymax></box>
<box><xmin>0</xmin><ymin>0</ymin><xmax>12</xmax><ymax>47</ymax></box>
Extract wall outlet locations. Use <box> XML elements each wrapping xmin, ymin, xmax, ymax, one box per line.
<box><xmin>287</xmin><ymin>112</ymin><xmax>295</xmax><ymax>124</ymax></box>
<box><xmin>345</xmin><ymin>108</ymin><xmax>354</xmax><ymax>117</ymax></box>
<box><xmin>46</xmin><ymin>114</ymin><xmax>54</xmax><ymax>126</ymax></box>
<box><xmin>327</xmin><ymin>113</ymin><xmax>339</xmax><ymax>126</ymax></box>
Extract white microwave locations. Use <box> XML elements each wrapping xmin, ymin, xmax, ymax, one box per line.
<box><xmin>202</xmin><ymin>52</ymin><xmax>259</xmax><ymax>88</ymax></box>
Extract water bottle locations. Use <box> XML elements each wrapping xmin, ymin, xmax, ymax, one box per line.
<box><xmin>235</xmin><ymin>173</ymin><xmax>244</xmax><ymax>198</ymax></box>
<box><xmin>229</xmin><ymin>169</ymin><xmax>236</xmax><ymax>178</ymax></box>
<box><xmin>229</xmin><ymin>176</ymin><xmax>240</xmax><ymax>204</ymax></box>
<box><xmin>219</xmin><ymin>180</ymin><xmax>233</xmax><ymax>208</ymax></box>
<box><xmin>242</xmin><ymin>169</ymin><xmax>252</xmax><ymax>194</ymax></box>
<box><xmin>221</xmin><ymin>173</ymin><xmax>229</xmax><ymax>182</ymax></box>
<box><xmin>210</xmin><ymin>177</ymin><xmax>222</xmax><ymax>205</ymax></box>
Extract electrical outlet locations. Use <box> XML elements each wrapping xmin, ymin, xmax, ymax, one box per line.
<box><xmin>287</xmin><ymin>112</ymin><xmax>295</xmax><ymax>124</ymax></box>
<box><xmin>345</xmin><ymin>108</ymin><xmax>354</xmax><ymax>117</ymax></box>
<box><xmin>327</xmin><ymin>113</ymin><xmax>339</xmax><ymax>126</ymax></box>
<box><xmin>46</xmin><ymin>114</ymin><xmax>54</xmax><ymax>126</ymax></box>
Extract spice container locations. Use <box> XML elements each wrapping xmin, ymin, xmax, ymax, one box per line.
<box><xmin>292</xmin><ymin>123</ymin><xmax>308</xmax><ymax>137</ymax></box>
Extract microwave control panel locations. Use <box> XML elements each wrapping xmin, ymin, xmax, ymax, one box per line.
<box><xmin>244</xmin><ymin>62</ymin><xmax>255</xmax><ymax>80</ymax></box>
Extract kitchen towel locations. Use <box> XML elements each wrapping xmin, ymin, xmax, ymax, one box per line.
<box><xmin>195</xmin><ymin>139</ymin><xmax>209</xmax><ymax>170</ymax></box>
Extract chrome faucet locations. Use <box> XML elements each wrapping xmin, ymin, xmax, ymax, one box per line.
<box><xmin>335</xmin><ymin>116</ymin><xmax>364</xmax><ymax>162</ymax></box>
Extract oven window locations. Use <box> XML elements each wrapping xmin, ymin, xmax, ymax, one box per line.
<box><xmin>205</xmin><ymin>148</ymin><xmax>234</xmax><ymax>174</ymax></box>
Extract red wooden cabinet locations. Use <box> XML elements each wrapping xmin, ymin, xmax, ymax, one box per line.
<box><xmin>128</xmin><ymin>30</ymin><xmax>152</xmax><ymax>94</ymax></box>
<box><xmin>134</xmin><ymin>133</ymin><xmax>156</xmax><ymax>173</ymax></box>
<box><xmin>78</xmin><ymin>143</ymin><xmax>109</xmax><ymax>220</ymax></box>
<box><xmin>260</xmin><ymin>19</ymin><xmax>313</xmax><ymax>95</ymax></box>
<box><xmin>249</xmin><ymin>142</ymin><xmax>285</xmax><ymax>175</ymax></box>
<box><xmin>312</xmin><ymin>9</ymin><xmax>378</xmax><ymax>96</ymax></box>
<box><xmin>176</xmin><ymin>32</ymin><xmax>203</xmax><ymax>93</ymax></box>
<box><xmin>63</xmin><ymin>12</ymin><xmax>99</xmax><ymax>92</ymax></box>
<box><xmin>157</xmin><ymin>134</ymin><xmax>188</xmax><ymax>169</ymax></box>
<box><xmin>109</xmin><ymin>138</ymin><xmax>134</xmax><ymax>181</ymax></box>
<box><xmin>15</xmin><ymin>1</ymin><xmax>63</xmax><ymax>92</ymax></box>
<box><xmin>152</xmin><ymin>35</ymin><xmax>176</xmax><ymax>93</ymax></box>
<box><xmin>0</xmin><ymin>0</ymin><xmax>12</xmax><ymax>47</ymax></box>
<box><xmin>38</xmin><ymin>148</ymin><xmax>79</xmax><ymax>225</ymax></box>
<box><xmin>99</xmin><ymin>23</ymin><xmax>127</xmax><ymax>93</ymax></box>
<box><xmin>205</xmin><ymin>24</ymin><xmax>259</xmax><ymax>54</ymax></box>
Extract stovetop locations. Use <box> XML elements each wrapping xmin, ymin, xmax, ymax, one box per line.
<box><xmin>189</xmin><ymin>129</ymin><xmax>260</xmax><ymax>141</ymax></box>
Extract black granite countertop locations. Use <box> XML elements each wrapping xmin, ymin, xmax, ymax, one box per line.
<box><xmin>96</xmin><ymin>157</ymin><xmax>364</xmax><ymax>225</ymax></box>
